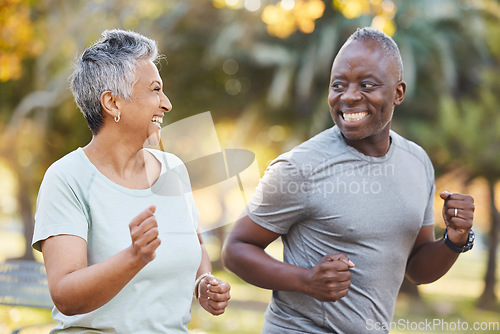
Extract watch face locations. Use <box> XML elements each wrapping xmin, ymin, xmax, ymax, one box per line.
<box><xmin>463</xmin><ymin>230</ymin><xmax>474</xmax><ymax>252</ymax></box>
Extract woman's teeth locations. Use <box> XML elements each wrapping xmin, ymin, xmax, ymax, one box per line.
<box><xmin>151</xmin><ymin>116</ymin><xmax>162</xmax><ymax>128</ymax></box>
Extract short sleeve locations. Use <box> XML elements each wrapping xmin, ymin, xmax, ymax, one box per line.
<box><xmin>246</xmin><ymin>159</ymin><xmax>310</xmax><ymax>234</ymax></box>
<box><xmin>32</xmin><ymin>164</ymin><xmax>89</xmax><ymax>252</ymax></box>
<box><xmin>422</xmin><ymin>155</ymin><xmax>436</xmax><ymax>227</ymax></box>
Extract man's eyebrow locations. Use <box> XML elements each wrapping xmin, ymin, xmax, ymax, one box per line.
<box><xmin>330</xmin><ymin>73</ymin><xmax>345</xmax><ymax>79</ymax></box>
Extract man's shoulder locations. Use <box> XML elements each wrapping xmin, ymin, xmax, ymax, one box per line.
<box><xmin>390</xmin><ymin>130</ymin><xmax>433</xmax><ymax>167</ymax></box>
<box><xmin>273</xmin><ymin>126</ymin><xmax>348</xmax><ymax>173</ymax></box>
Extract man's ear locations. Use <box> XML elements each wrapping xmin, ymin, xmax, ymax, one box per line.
<box><xmin>394</xmin><ymin>81</ymin><xmax>406</xmax><ymax>106</ymax></box>
<box><xmin>100</xmin><ymin>91</ymin><xmax>120</xmax><ymax>119</ymax></box>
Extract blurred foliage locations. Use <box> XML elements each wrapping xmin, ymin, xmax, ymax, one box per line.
<box><xmin>0</xmin><ymin>0</ymin><xmax>43</xmax><ymax>82</ymax></box>
<box><xmin>0</xmin><ymin>0</ymin><xmax>500</xmax><ymax>328</ymax></box>
<box><xmin>405</xmin><ymin>0</ymin><xmax>500</xmax><ymax>181</ymax></box>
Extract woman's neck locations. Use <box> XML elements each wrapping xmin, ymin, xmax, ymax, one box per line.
<box><xmin>83</xmin><ymin>134</ymin><xmax>158</xmax><ymax>189</ymax></box>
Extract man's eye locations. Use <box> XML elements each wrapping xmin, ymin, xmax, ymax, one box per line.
<box><xmin>362</xmin><ymin>82</ymin><xmax>376</xmax><ymax>89</ymax></box>
<box><xmin>332</xmin><ymin>83</ymin><xmax>345</xmax><ymax>90</ymax></box>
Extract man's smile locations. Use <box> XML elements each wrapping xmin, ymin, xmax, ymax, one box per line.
<box><xmin>341</xmin><ymin>111</ymin><xmax>369</xmax><ymax>122</ymax></box>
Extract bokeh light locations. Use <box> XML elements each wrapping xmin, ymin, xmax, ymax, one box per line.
<box><xmin>244</xmin><ymin>0</ymin><xmax>262</xmax><ymax>11</ymax></box>
<box><xmin>214</xmin><ymin>0</ymin><xmax>396</xmax><ymax>38</ymax></box>
<box><xmin>333</xmin><ymin>0</ymin><xmax>398</xmax><ymax>36</ymax></box>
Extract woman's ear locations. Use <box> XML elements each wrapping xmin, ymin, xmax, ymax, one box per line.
<box><xmin>394</xmin><ymin>81</ymin><xmax>406</xmax><ymax>106</ymax></box>
<box><xmin>100</xmin><ymin>91</ymin><xmax>120</xmax><ymax>119</ymax></box>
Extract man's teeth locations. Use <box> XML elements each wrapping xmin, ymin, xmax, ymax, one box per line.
<box><xmin>151</xmin><ymin>116</ymin><xmax>162</xmax><ymax>128</ymax></box>
<box><xmin>343</xmin><ymin>112</ymin><xmax>368</xmax><ymax>122</ymax></box>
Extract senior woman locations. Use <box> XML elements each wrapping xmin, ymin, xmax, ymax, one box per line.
<box><xmin>32</xmin><ymin>29</ymin><xmax>230</xmax><ymax>333</ymax></box>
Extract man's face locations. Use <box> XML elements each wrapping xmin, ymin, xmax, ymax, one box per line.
<box><xmin>328</xmin><ymin>39</ymin><xmax>405</xmax><ymax>144</ymax></box>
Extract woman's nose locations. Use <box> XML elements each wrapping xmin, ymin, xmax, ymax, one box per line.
<box><xmin>160</xmin><ymin>92</ymin><xmax>172</xmax><ymax>112</ymax></box>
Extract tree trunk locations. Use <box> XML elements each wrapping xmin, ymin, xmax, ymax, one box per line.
<box><xmin>2</xmin><ymin>146</ymin><xmax>36</xmax><ymax>261</ymax></box>
<box><xmin>477</xmin><ymin>179</ymin><xmax>499</xmax><ymax>309</ymax></box>
<box><xmin>15</xmin><ymin>163</ymin><xmax>36</xmax><ymax>261</ymax></box>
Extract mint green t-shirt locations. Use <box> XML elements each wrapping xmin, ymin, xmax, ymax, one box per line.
<box><xmin>32</xmin><ymin>148</ymin><xmax>201</xmax><ymax>333</ymax></box>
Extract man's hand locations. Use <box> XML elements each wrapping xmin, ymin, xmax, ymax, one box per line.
<box><xmin>440</xmin><ymin>191</ymin><xmax>475</xmax><ymax>246</ymax></box>
<box><xmin>198</xmin><ymin>274</ymin><xmax>231</xmax><ymax>316</ymax></box>
<box><xmin>302</xmin><ymin>253</ymin><xmax>355</xmax><ymax>302</ymax></box>
<box><xmin>128</xmin><ymin>205</ymin><xmax>161</xmax><ymax>264</ymax></box>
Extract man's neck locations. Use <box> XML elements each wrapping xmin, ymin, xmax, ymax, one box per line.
<box><xmin>342</xmin><ymin>132</ymin><xmax>391</xmax><ymax>158</ymax></box>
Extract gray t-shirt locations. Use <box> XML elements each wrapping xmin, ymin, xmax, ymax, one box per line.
<box><xmin>247</xmin><ymin>126</ymin><xmax>435</xmax><ymax>334</ymax></box>
<box><xmin>33</xmin><ymin>148</ymin><xmax>201</xmax><ymax>333</ymax></box>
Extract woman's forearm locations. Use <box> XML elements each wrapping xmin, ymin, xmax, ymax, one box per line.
<box><xmin>48</xmin><ymin>246</ymin><xmax>146</xmax><ymax>315</ymax></box>
<box><xmin>197</xmin><ymin>242</ymin><xmax>213</xmax><ymax>278</ymax></box>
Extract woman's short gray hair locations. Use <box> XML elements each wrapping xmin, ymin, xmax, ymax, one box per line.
<box><xmin>70</xmin><ymin>29</ymin><xmax>159</xmax><ymax>134</ymax></box>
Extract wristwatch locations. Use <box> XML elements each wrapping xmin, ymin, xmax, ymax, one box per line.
<box><xmin>443</xmin><ymin>228</ymin><xmax>475</xmax><ymax>253</ymax></box>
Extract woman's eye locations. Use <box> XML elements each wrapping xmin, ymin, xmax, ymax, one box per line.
<box><xmin>154</xmin><ymin>87</ymin><xmax>161</xmax><ymax>92</ymax></box>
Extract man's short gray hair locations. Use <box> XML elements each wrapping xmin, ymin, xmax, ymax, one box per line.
<box><xmin>70</xmin><ymin>29</ymin><xmax>159</xmax><ymax>134</ymax></box>
<box><xmin>345</xmin><ymin>27</ymin><xmax>404</xmax><ymax>81</ymax></box>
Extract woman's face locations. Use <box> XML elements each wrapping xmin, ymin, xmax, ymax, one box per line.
<box><xmin>118</xmin><ymin>60</ymin><xmax>172</xmax><ymax>146</ymax></box>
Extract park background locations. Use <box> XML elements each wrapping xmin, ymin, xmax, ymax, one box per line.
<box><xmin>1</xmin><ymin>0</ymin><xmax>500</xmax><ymax>332</ymax></box>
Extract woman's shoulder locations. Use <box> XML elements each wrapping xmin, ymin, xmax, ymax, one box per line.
<box><xmin>43</xmin><ymin>148</ymin><xmax>93</xmax><ymax>183</ymax></box>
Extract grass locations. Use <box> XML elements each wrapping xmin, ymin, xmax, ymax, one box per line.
<box><xmin>1</xmin><ymin>233</ymin><xmax>499</xmax><ymax>333</ymax></box>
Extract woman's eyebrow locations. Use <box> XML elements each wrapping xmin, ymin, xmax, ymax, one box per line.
<box><xmin>150</xmin><ymin>80</ymin><xmax>162</xmax><ymax>87</ymax></box>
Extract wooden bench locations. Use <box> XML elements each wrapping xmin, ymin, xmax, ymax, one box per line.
<box><xmin>0</xmin><ymin>260</ymin><xmax>55</xmax><ymax>333</ymax></box>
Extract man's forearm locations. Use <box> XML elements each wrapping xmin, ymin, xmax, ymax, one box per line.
<box><xmin>406</xmin><ymin>238</ymin><xmax>460</xmax><ymax>284</ymax></box>
<box><xmin>223</xmin><ymin>242</ymin><xmax>307</xmax><ymax>293</ymax></box>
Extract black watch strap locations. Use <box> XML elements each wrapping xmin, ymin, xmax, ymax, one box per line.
<box><xmin>443</xmin><ymin>228</ymin><xmax>475</xmax><ymax>253</ymax></box>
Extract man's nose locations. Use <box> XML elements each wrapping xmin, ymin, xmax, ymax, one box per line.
<box><xmin>340</xmin><ymin>84</ymin><xmax>362</xmax><ymax>104</ymax></box>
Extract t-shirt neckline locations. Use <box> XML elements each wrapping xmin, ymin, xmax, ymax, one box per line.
<box><xmin>332</xmin><ymin>126</ymin><xmax>395</xmax><ymax>163</ymax></box>
<box><xmin>76</xmin><ymin>147</ymin><xmax>166</xmax><ymax>195</ymax></box>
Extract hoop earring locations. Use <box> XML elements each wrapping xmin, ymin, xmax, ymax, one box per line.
<box><xmin>114</xmin><ymin>113</ymin><xmax>120</xmax><ymax>123</ymax></box>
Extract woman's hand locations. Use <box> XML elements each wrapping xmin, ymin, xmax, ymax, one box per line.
<box><xmin>128</xmin><ymin>205</ymin><xmax>161</xmax><ymax>265</ymax></box>
<box><xmin>198</xmin><ymin>274</ymin><xmax>231</xmax><ymax>316</ymax></box>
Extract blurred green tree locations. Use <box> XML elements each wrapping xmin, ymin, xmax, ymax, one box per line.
<box><xmin>408</xmin><ymin>11</ymin><xmax>500</xmax><ymax>306</ymax></box>
<box><xmin>414</xmin><ymin>56</ymin><xmax>500</xmax><ymax>308</ymax></box>
<box><xmin>411</xmin><ymin>76</ymin><xmax>500</xmax><ymax>310</ymax></box>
